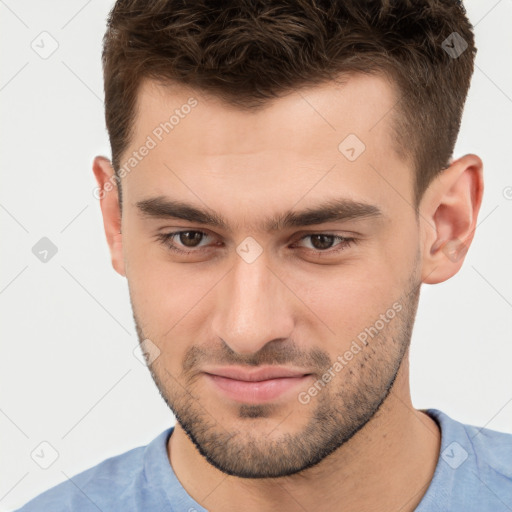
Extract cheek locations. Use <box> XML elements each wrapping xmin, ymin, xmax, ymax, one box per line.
<box><xmin>125</xmin><ymin>240</ymin><xmax>218</xmax><ymax>340</ymax></box>
<box><xmin>124</xmin><ymin>237</ymin><xmax>177</xmax><ymax>327</ymax></box>
<box><xmin>298</xmin><ymin>273</ymin><xmax>396</xmax><ymax>340</ymax></box>
<box><xmin>127</xmin><ymin>263</ymin><xmax>202</xmax><ymax>373</ymax></box>
<box><xmin>295</xmin><ymin>244</ymin><xmax>415</xmax><ymax>343</ymax></box>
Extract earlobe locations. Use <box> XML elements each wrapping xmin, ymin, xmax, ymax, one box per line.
<box><xmin>419</xmin><ymin>154</ymin><xmax>484</xmax><ymax>284</ymax></box>
<box><xmin>92</xmin><ymin>156</ymin><xmax>126</xmax><ymax>277</ymax></box>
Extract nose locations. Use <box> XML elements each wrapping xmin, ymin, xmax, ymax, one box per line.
<box><xmin>211</xmin><ymin>251</ymin><xmax>295</xmax><ymax>355</ymax></box>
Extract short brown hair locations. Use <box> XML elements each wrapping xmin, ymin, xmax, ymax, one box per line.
<box><xmin>102</xmin><ymin>0</ymin><xmax>476</xmax><ymax>205</ymax></box>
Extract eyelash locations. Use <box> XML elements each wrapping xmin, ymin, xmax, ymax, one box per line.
<box><xmin>156</xmin><ymin>230</ymin><xmax>357</xmax><ymax>256</ymax></box>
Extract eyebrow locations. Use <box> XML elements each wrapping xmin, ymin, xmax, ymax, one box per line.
<box><xmin>136</xmin><ymin>196</ymin><xmax>383</xmax><ymax>232</ymax></box>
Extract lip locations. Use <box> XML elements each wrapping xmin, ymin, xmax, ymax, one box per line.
<box><xmin>203</xmin><ymin>366</ymin><xmax>312</xmax><ymax>403</ymax></box>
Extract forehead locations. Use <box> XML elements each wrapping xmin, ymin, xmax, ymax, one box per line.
<box><xmin>132</xmin><ymin>73</ymin><xmax>400</xmax><ymax>157</ymax></box>
<box><xmin>122</xmin><ymin>73</ymin><xmax>413</xmax><ymax>223</ymax></box>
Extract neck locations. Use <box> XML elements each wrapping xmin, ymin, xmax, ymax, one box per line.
<box><xmin>167</xmin><ymin>355</ymin><xmax>440</xmax><ymax>512</ymax></box>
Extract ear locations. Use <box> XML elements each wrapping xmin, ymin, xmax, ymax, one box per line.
<box><xmin>419</xmin><ymin>154</ymin><xmax>484</xmax><ymax>284</ymax></box>
<box><xmin>92</xmin><ymin>156</ymin><xmax>125</xmax><ymax>276</ymax></box>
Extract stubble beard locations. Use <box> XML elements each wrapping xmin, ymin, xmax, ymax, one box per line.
<box><xmin>131</xmin><ymin>274</ymin><xmax>421</xmax><ymax>478</ymax></box>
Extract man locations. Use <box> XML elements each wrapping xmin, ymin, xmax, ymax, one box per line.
<box><xmin>16</xmin><ymin>0</ymin><xmax>512</xmax><ymax>511</ymax></box>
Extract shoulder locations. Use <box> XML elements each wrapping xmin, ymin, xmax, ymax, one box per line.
<box><xmin>430</xmin><ymin>408</ymin><xmax>512</xmax><ymax>477</ymax></box>
<box><xmin>14</xmin><ymin>429</ymin><xmax>173</xmax><ymax>512</ymax></box>
<box><xmin>420</xmin><ymin>409</ymin><xmax>512</xmax><ymax>511</ymax></box>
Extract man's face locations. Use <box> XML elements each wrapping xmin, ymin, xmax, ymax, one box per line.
<box><xmin>119</xmin><ymin>74</ymin><xmax>424</xmax><ymax>478</ymax></box>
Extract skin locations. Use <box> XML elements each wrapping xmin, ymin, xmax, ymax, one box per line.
<box><xmin>93</xmin><ymin>72</ymin><xmax>483</xmax><ymax>511</ymax></box>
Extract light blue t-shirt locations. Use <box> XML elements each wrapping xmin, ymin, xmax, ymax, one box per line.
<box><xmin>14</xmin><ymin>409</ymin><xmax>512</xmax><ymax>511</ymax></box>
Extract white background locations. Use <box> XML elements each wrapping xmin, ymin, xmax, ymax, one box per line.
<box><xmin>1</xmin><ymin>1</ymin><xmax>511</xmax><ymax>510</ymax></box>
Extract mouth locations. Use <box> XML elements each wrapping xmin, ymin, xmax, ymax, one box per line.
<box><xmin>203</xmin><ymin>366</ymin><xmax>313</xmax><ymax>403</ymax></box>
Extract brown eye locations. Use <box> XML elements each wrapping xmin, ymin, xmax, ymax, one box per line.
<box><xmin>156</xmin><ymin>230</ymin><xmax>213</xmax><ymax>254</ymax></box>
<box><xmin>178</xmin><ymin>231</ymin><xmax>205</xmax><ymax>248</ymax></box>
<box><xmin>295</xmin><ymin>234</ymin><xmax>355</xmax><ymax>253</ymax></box>
<box><xmin>308</xmin><ymin>234</ymin><xmax>337</xmax><ymax>250</ymax></box>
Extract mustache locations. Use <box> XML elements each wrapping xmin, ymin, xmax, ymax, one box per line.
<box><xmin>182</xmin><ymin>341</ymin><xmax>331</xmax><ymax>374</ymax></box>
